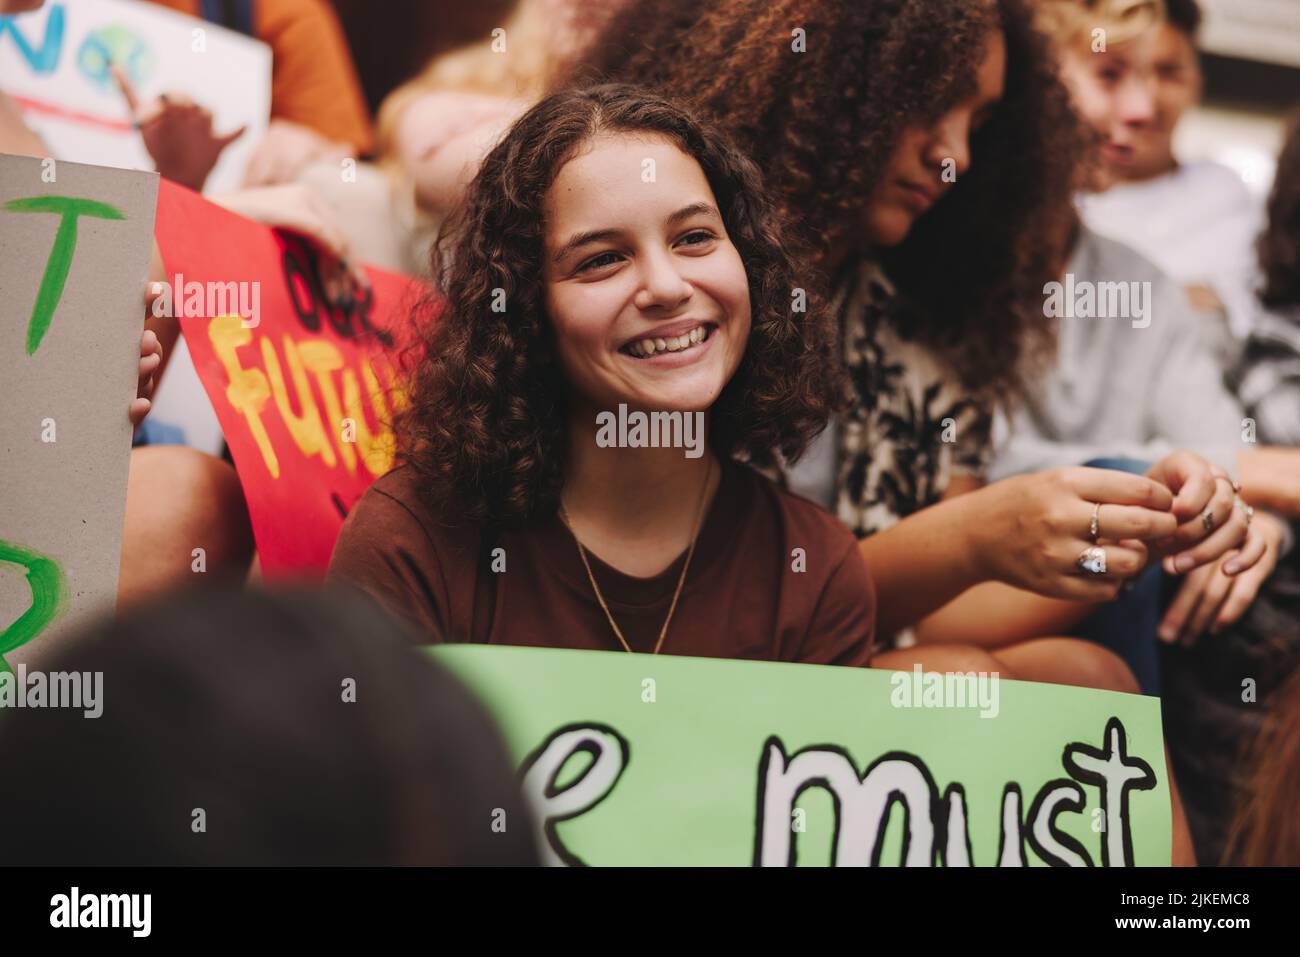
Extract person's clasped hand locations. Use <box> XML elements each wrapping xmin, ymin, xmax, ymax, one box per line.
<box><xmin>971</xmin><ymin>466</ymin><xmax>1178</xmax><ymax>601</ymax></box>
<box><xmin>1158</xmin><ymin>512</ymin><xmax>1283</xmax><ymax>644</ymax></box>
<box><xmin>1146</xmin><ymin>451</ymin><xmax>1281</xmax><ymax>643</ymax></box>
<box><xmin>1145</xmin><ymin>450</ymin><xmax>1254</xmax><ymax>574</ymax></box>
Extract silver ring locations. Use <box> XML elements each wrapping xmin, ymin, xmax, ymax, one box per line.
<box><xmin>1077</xmin><ymin>546</ymin><xmax>1107</xmax><ymax>575</ymax></box>
<box><xmin>1235</xmin><ymin>496</ymin><xmax>1254</xmax><ymax>526</ymax></box>
<box><xmin>1090</xmin><ymin>502</ymin><xmax>1101</xmax><ymax>542</ymax></box>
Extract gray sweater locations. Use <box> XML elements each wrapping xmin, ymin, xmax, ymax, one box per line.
<box><xmin>991</xmin><ymin>227</ymin><xmax>1246</xmax><ymax>481</ymax></box>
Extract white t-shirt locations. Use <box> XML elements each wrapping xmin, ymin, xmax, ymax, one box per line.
<box><xmin>1078</xmin><ymin>161</ymin><xmax>1265</xmax><ymax>339</ymax></box>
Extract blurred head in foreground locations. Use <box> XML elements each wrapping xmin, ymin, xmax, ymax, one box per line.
<box><xmin>0</xmin><ymin>587</ymin><xmax>538</xmax><ymax>865</ymax></box>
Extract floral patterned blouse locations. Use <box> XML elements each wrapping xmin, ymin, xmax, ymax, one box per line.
<box><xmin>826</xmin><ymin>258</ymin><xmax>995</xmax><ymax>538</ymax></box>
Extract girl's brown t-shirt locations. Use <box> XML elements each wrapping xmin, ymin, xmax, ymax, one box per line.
<box><xmin>327</xmin><ymin>459</ymin><xmax>876</xmax><ymax>666</ymax></box>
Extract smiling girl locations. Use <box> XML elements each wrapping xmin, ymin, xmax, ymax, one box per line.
<box><xmin>329</xmin><ymin>85</ymin><xmax>874</xmax><ymax>664</ymax></box>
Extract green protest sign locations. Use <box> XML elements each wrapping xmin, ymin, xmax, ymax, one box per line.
<box><xmin>432</xmin><ymin>645</ymin><xmax>1172</xmax><ymax>866</ymax></box>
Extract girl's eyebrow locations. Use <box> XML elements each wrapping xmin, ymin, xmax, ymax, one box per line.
<box><xmin>553</xmin><ymin>227</ymin><xmax>620</xmax><ymax>263</ymax></box>
<box><xmin>666</xmin><ymin>201</ymin><xmax>721</xmax><ymax>226</ymax></box>
<box><xmin>552</xmin><ymin>203</ymin><xmax>721</xmax><ymax>264</ymax></box>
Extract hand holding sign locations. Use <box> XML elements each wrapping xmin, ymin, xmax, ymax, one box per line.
<box><xmin>131</xmin><ymin>326</ymin><xmax>162</xmax><ymax>427</ymax></box>
<box><xmin>211</xmin><ymin>183</ymin><xmax>371</xmax><ymax>293</ymax></box>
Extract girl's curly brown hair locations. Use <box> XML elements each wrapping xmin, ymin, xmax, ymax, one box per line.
<box><xmin>1259</xmin><ymin>113</ymin><xmax>1300</xmax><ymax>310</ymax></box>
<box><xmin>396</xmin><ymin>83</ymin><xmax>848</xmax><ymax>525</ymax></box>
<box><xmin>577</xmin><ymin>0</ymin><xmax>1087</xmax><ymax>396</ymax></box>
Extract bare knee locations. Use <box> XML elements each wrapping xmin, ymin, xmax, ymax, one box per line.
<box><xmin>1066</xmin><ymin>642</ymin><xmax>1141</xmax><ymax>695</ymax></box>
<box><xmin>121</xmin><ymin>446</ymin><xmax>253</xmax><ymax>605</ymax></box>
<box><xmin>872</xmin><ymin>644</ymin><xmax>1011</xmax><ymax>680</ymax></box>
<box><xmin>999</xmin><ymin>637</ymin><xmax>1140</xmax><ymax>694</ymax></box>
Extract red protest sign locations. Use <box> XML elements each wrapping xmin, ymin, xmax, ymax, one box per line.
<box><xmin>154</xmin><ymin>180</ymin><xmax>428</xmax><ymax>577</ymax></box>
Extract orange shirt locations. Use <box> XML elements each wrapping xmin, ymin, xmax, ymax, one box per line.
<box><xmin>148</xmin><ymin>0</ymin><xmax>374</xmax><ymax>154</ymax></box>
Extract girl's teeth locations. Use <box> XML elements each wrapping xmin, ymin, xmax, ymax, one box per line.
<box><xmin>629</xmin><ymin>327</ymin><xmax>711</xmax><ymax>356</ymax></box>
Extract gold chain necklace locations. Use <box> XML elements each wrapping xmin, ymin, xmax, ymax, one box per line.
<box><xmin>558</xmin><ymin>458</ymin><xmax>712</xmax><ymax>655</ymax></box>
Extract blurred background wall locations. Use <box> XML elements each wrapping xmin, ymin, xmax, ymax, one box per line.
<box><xmin>1181</xmin><ymin>0</ymin><xmax>1300</xmax><ymax>193</ymax></box>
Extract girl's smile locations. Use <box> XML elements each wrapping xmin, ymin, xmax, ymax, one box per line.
<box><xmin>618</xmin><ymin>319</ymin><xmax>717</xmax><ymax>361</ymax></box>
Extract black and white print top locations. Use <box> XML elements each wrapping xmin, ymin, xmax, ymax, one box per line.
<box><xmin>828</xmin><ymin>258</ymin><xmax>994</xmax><ymax>538</ymax></box>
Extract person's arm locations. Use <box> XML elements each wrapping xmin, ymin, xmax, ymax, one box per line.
<box><xmin>857</xmin><ymin>491</ymin><xmax>984</xmax><ymax>637</ymax></box>
<box><xmin>899</xmin><ymin>475</ymin><xmax>1098</xmax><ymax>645</ymax></box>
<box><xmin>1237</xmin><ymin>447</ymin><xmax>1300</xmax><ymax>518</ymax></box>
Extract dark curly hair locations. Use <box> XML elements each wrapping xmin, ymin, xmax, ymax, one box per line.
<box><xmin>576</xmin><ymin>0</ymin><xmax>1086</xmax><ymax>396</ymax></box>
<box><xmin>396</xmin><ymin>83</ymin><xmax>848</xmax><ymax>525</ymax></box>
<box><xmin>1259</xmin><ymin>113</ymin><xmax>1300</xmax><ymax>310</ymax></box>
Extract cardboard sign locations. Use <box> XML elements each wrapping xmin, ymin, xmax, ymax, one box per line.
<box><xmin>0</xmin><ymin>0</ymin><xmax>270</xmax><ymax>193</ymax></box>
<box><xmin>153</xmin><ymin>179</ymin><xmax>428</xmax><ymax>576</ymax></box>
<box><xmin>433</xmin><ymin>645</ymin><xmax>1174</xmax><ymax>866</ymax></box>
<box><xmin>0</xmin><ymin>154</ymin><xmax>157</xmax><ymax>670</ymax></box>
